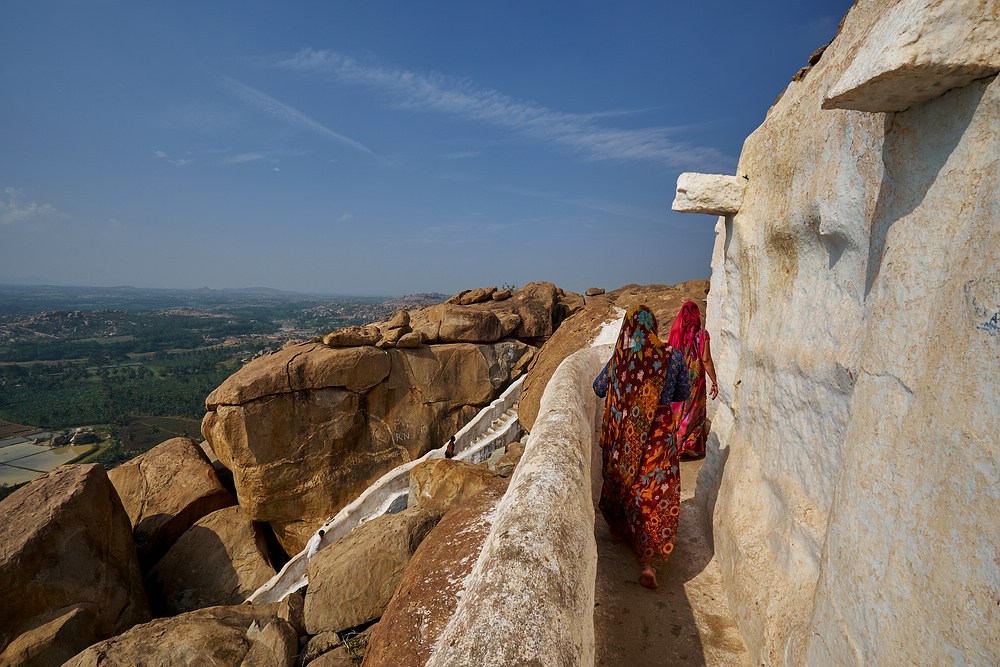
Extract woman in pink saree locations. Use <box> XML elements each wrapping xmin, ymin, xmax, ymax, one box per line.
<box><xmin>667</xmin><ymin>301</ymin><xmax>718</xmax><ymax>458</ymax></box>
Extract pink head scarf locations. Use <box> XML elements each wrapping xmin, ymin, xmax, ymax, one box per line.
<box><xmin>667</xmin><ymin>301</ymin><xmax>703</xmax><ymax>355</ymax></box>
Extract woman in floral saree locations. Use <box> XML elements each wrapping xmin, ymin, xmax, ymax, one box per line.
<box><xmin>667</xmin><ymin>301</ymin><xmax>718</xmax><ymax>459</ymax></box>
<box><xmin>593</xmin><ymin>305</ymin><xmax>690</xmax><ymax>589</ymax></box>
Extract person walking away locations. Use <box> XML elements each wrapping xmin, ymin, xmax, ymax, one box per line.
<box><xmin>666</xmin><ymin>301</ymin><xmax>718</xmax><ymax>459</ymax></box>
<box><xmin>593</xmin><ymin>305</ymin><xmax>690</xmax><ymax>589</ymax></box>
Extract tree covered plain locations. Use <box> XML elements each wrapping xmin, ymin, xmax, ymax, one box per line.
<box><xmin>0</xmin><ymin>284</ymin><xmax>442</xmax><ymax>471</ymax></box>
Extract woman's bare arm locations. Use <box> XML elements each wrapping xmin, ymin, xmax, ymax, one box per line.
<box><xmin>702</xmin><ymin>335</ymin><xmax>719</xmax><ymax>399</ymax></box>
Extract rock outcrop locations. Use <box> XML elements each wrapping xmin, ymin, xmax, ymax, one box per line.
<box><xmin>677</xmin><ymin>1</ymin><xmax>1000</xmax><ymax>664</ymax></box>
<box><xmin>304</xmin><ymin>507</ymin><xmax>442</xmax><ymax>635</ymax></box>
<box><xmin>108</xmin><ymin>437</ymin><xmax>236</xmax><ymax>569</ymax></box>
<box><xmin>518</xmin><ymin>280</ymin><xmax>709</xmax><ymax>431</ymax></box>
<box><xmin>363</xmin><ymin>484</ymin><xmax>507</xmax><ymax>666</ymax></box>
<box><xmin>203</xmin><ymin>282</ymin><xmax>581</xmax><ymax>555</ymax></box>
<box><xmin>0</xmin><ymin>464</ymin><xmax>149</xmax><ymax>666</ymax></box>
<box><xmin>204</xmin><ymin>340</ymin><xmax>531</xmax><ymax>554</ymax></box>
<box><xmin>240</xmin><ymin>618</ymin><xmax>298</xmax><ymax>667</ymax></box>
<box><xmin>407</xmin><ymin>458</ymin><xmax>503</xmax><ymax>513</ymax></box>
<box><xmin>147</xmin><ymin>506</ymin><xmax>276</xmax><ymax>616</ymax></box>
<box><xmin>492</xmin><ymin>441</ymin><xmax>525</xmax><ymax>478</ymax></box>
<box><xmin>64</xmin><ymin>603</ymin><xmax>287</xmax><ymax>666</ymax></box>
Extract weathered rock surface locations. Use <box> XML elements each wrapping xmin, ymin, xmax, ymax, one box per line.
<box><xmin>423</xmin><ymin>304</ymin><xmax>504</xmax><ymax>343</ymax></box>
<box><xmin>408</xmin><ymin>458</ymin><xmax>504</xmax><ymax>513</ymax></box>
<box><xmin>493</xmin><ymin>441</ymin><xmax>525</xmax><ymax>478</ymax></box>
<box><xmin>64</xmin><ymin>603</ymin><xmax>285</xmax><ymax>667</ymax></box>
<box><xmin>240</xmin><ymin>618</ymin><xmax>298</xmax><ymax>667</ymax></box>
<box><xmin>672</xmin><ymin>172</ymin><xmax>747</xmax><ymax>215</ymax></box>
<box><xmin>584</xmin><ymin>287</ymin><xmax>605</xmax><ymax>296</ymax></box>
<box><xmin>206</xmin><ymin>344</ymin><xmax>391</xmax><ymax>408</ymax></box>
<box><xmin>310</xmin><ymin>647</ymin><xmax>356</xmax><ymax>666</ymax></box>
<box><xmin>323</xmin><ymin>325</ymin><xmax>381</xmax><ymax>347</ymax></box>
<box><xmin>683</xmin><ymin>2</ymin><xmax>1000</xmax><ymax>664</ymax></box>
<box><xmin>379</xmin><ymin>324</ymin><xmax>410</xmax><ymax>345</ymax></box>
<box><xmin>363</xmin><ymin>484</ymin><xmax>507</xmax><ymax>667</ymax></box>
<box><xmin>304</xmin><ymin>507</ymin><xmax>442</xmax><ymax>635</ymax></box>
<box><xmin>458</xmin><ymin>286</ymin><xmax>497</xmax><ymax>305</ymax></box>
<box><xmin>410</xmin><ymin>281</ymin><xmax>580</xmax><ymax>345</ymax></box>
<box><xmin>108</xmin><ymin>437</ymin><xmax>235</xmax><ymax>569</ymax></box>
<box><xmin>386</xmin><ymin>309</ymin><xmax>410</xmax><ymax>329</ymax></box>
<box><xmin>300</xmin><ymin>631</ymin><xmax>342</xmax><ymax>665</ymax></box>
<box><xmin>823</xmin><ymin>0</ymin><xmax>1000</xmax><ymax>112</ymax></box>
<box><xmin>491</xmin><ymin>288</ymin><xmax>512</xmax><ymax>301</ymax></box>
<box><xmin>0</xmin><ymin>464</ymin><xmax>149</xmax><ymax>665</ymax></box>
<box><xmin>395</xmin><ymin>331</ymin><xmax>423</xmax><ymax>348</ymax></box>
<box><xmin>0</xmin><ymin>603</ymin><xmax>100</xmax><ymax>667</ymax></box>
<box><xmin>203</xmin><ymin>340</ymin><xmax>533</xmax><ymax>554</ymax></box>
<box><xmin>518</xmin><ymin>280</ymin><xmax>709</xmax><ymax>431</ymax></box>
<box><xmin>147</xmin><ymin>506</ymin><xmax>276</xmax><ymax>615</ymax></box>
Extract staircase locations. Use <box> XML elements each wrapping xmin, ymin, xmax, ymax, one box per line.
<box><xmin>248</xmin><ymin>376</ymin><xmax>525</xmax><ymax>604</ymax></box>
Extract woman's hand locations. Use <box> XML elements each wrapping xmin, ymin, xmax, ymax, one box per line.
<box><xmin>709</xmin><ymin>382</ymin><xmax>719</xmax><ymax>400</ymax></box>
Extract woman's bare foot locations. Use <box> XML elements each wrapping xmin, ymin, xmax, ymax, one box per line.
<box><xmin>640</xmin><ymin>566</ymin><xmax>658</xmax><ymax>589</ymax></box>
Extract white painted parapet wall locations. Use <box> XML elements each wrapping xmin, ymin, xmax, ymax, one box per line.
<box><xmin>426</xmin><ymin>345</ymin><xmax>607</xmax><ymax>667</ymax></box>
<box><xmin>249</xmin><ymin>376</ymin><xmax>525</xmax><ymax>604</ymax></box>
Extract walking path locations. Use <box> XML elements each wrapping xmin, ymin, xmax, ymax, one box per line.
<box><xmin>591</xmin><ymin>403</ymin><xmax>750</xmax><ymax>666</ymax></box>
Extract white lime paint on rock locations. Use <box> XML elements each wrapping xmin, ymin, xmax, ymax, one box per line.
<box><xmin>671</xmin><ymin>172</ymin><xmax>746</xmax><ymax>216</ymax></box>
<box><xmin>823</xmin><ymin>0</ymin><xmax>1000</xmax><ymax>112</ymax></box>
<box><xmin>426</xmin><ymin>347</ymin><xmax>604</xmax><ymax>667</ymax></box>
<box><xmin>681</xmin><ymin>1</ymin><xmax>1000</xmax><ymax>664</ymax></box>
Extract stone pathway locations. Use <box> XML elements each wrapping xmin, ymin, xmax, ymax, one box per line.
<box><xmin>591</xmin><ymin>406</ymin><xmax>750</xmax><ymax>667</ymax></box>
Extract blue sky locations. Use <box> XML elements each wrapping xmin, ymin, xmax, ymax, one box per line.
<box><xmin>0</xmin><ymin>1</ymin><xmax>852</xmax><ymax>296</ymax></box>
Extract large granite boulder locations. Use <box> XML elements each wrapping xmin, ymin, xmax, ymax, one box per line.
<box><xmin>408</xmin><ymin>458</ymin><xmax>503</xmax><ymax>513</ymax></box>
<box><xmin>410</xmin><ymin>282</ymin><xmax>582</xmax><ymax>345</ymax></box>
<box><xmin>64</xmin><ymin>603</ymin><xmax>286</xmax><ymax>667</ymax></box>
<box><xmin>108</xmin><ymin>437</ymin><xmax>236</xmax><ymax>569</ymax></box>
<box><xmin>416</xmin><ymin>304</ymin><xmax>505</xmax><ymax>343</ymax></box>
<box><xmin>203</xmin><ymin>341</ymin><xmax>533</xmax><ymax>554</ymax></box>
<box><xmin>518</xmin><ymin>280</ymin><xmax>709</xmax><ymax>431</ymax></box>
<box><xmin>146</xmin><ymin>506</ymin><xmax>276</xmax><ymax>616</ymax></box>
<box><xmin>240</xmin><ymin>618</ymin><xmax>298</xmax><ymax>667</ymax></box>
<box><xmin>304</xmin><ymin>507</ymin><xmax>442</xmax><ymax>635</ymax></box>
<box><xmin>323</xmin><ymin>325</ymin><xmax>381</xmax><ymax>347</ymax></box>
<box><xmin>363</xmin><ymin>484</ymin><xmax>507</xmax><ymax>667</ymax></box>
<box><xmin>0</xmin><ymin>603</ymin><xmax>101</xmax><ymax>667</ymax></box>
<box><xmin>0</xmin><ymin>464</ymin><xmax>150</xmax><ymax>666</ymax></box>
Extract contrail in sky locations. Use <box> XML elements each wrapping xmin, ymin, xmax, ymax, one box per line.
<box><xmin>221</xmin><ymin>76</ymin><xmax>375</xmax><ymax>156</ymax></box>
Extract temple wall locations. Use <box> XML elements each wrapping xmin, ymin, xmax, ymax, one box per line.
<box><xmin>695</xmin><ymin>1</ymin><xmax>999</xmax><ymax>664</ymax></box>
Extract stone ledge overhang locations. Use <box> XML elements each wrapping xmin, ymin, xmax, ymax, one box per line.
<box><xmin>672</xmin><ymin>172</ymin><xmax>746</xmax><ymax>216</ymax></box>
<box><xmin>822</xmin><ymin>0</ymin><xmax>1000</xmax><ymax>113</ymax></box>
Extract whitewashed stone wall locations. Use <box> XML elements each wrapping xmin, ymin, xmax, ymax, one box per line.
<box><xmin>695</xmin><ymin>1</ymin><xmax>999</xmax><ymax>664</ymax></box>
<box><xmin>427</xmin><ymin>346</ymin><xmax>603</xmax><ymax>667</ymax></box>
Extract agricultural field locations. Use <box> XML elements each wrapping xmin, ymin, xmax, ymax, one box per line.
<box><xmin>0</xmin><ymin>284</ymin><xmax>446</xmax><ymax>484</ymax></box>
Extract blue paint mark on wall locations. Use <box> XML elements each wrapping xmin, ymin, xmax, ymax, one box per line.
<box><xmin>964</xmin><ymin>278</ymin><xmax>1000</xmax><ymax>337</ymax></box>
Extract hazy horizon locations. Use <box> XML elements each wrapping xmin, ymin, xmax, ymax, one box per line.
<box><xmin>1</xmin><ymin>1</ymin><xmax>852</xmax><ymax>296</ymax></box>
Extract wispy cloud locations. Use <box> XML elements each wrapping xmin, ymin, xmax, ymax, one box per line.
<box><xmin>220</xmin><ymin>77</ymin><xmax>375</xmax><ymax>156</ymax></box>
<box><xmin>495</xmin><ymin>185</ymin><xmax>661</xmax><ymax>224</ymax></box>
<box><xmin>441</xmin><ymin>150</ymin><xmax>481</xmax><ymax>160</ymax></box>
<box><xmin>275</xmin><ymin>49</ymin><xmax>730</xmax><ymax>168</ymax></box>
<box><xmin>223</xmin><ymin>152</ymin><xmax>266</xmax><ymax>164</ymax></box>
<box><xmin>153</xmin><ymin>150</ymin><xmax>195</xmax><ymax>167</ymax></box>
<box><xmin>0</xmin><ymin>187</ymin><xmax>63</xmax><ymax>225</ymax></box>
